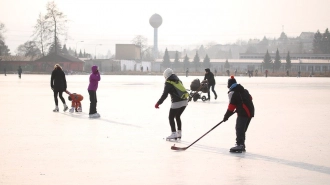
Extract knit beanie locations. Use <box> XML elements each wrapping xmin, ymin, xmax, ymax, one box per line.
<box><xmin>163</xmin><ymin>68</ymin><xmax>173</xmax><ymax>79</ymax></box>
<box><xmin>205</xmin><ymin>68</ymin><xmax>210</xmax><ymax>72</ymax></box>
<box><xmin>227</xmin><ymin>75</ymin><xmax>237</xmax><ymax>88</ymax></box>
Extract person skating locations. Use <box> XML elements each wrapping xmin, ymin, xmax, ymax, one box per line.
<box><xmin>223</xmin><ymin>76</ymin><xmax>255</xmax><ymax>153</ymax></box>
<box><xmin>155</xmin><ymin>68</ymin><xmax>189</xmax><ymax>140</ymax></box>
<box><xmin>88</xmin><ymin>65</ymin><xmax>101</xmax><ymax>118</ymax></box>
<box><xmin>51</xmin><ymin>64</ymin><xmax>69</xmax><ymax>112</ymax></box>
<box><xmin>203</xmin><ymin>68</ymin><xmax>217</xmax><ymax>100</ymax></box>
<box><xmin>66</xmin><ymin>90</ymin><xmax>83</xmax><ymax>113</ymax></box>
<box><xmin>18</xmin><ymin>66</ymin><xmax>22</xmax><ymax>79</ymax></box>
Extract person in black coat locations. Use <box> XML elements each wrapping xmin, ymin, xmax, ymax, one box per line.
<box><xmin>223</xmin><ymin>76</ymin><xmax>255</xmax><ymax>152</ymax></box>
<box><xmin>155</xmin><ymin>68</ymin><xmax>188</xmax><ymax>140</ymax></box>
<box><xmin>51</xmin><ymin>64</ymin><xmax>68</xmax><ymax>112</ymax></box>
<box><xmin>203</xmin><ymin>68</ymin><xmax>217</xmax><ymax>100</ymax></box>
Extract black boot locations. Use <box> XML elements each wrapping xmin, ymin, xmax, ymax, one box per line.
<box><xmin>230</xmin><ymin>144</ymin><xmax>245</xmax><ymax>153</ymax></box>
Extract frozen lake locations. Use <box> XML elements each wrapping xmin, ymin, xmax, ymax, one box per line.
<box><xmin>1</xmin><ymin>74</ymin><xmax>330</xmax><ymax>185</ymax></box>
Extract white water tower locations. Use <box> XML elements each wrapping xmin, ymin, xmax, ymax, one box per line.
<box><xmin>149</xmin><ymin>14</ymin><xmax>162</xmax><ymax>59</ymax></box>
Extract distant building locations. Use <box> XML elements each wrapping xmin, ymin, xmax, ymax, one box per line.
<box><xmin>34</xmin><ymin>53</ymin><xmax>84</xmax><ymax>72</ymax></box>
<box><xmin>239</xmin><ymin>53</ymin><xmax>330</xmax><ymax>60</ymax></box>
<box><xmin>115</xmin><ymin>44</ymin><xmax>141</xmax><ymax>60</ymax></box>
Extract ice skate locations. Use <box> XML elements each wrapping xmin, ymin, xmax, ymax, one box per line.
<box><xmin>63</xmin><ymin>104</ymin><xmax>68</xmax><ymax>112</ymax></box>
<box><xmin>215</xmin><ymin>94</ymin><xmax>217</xmax><ymax>100</ymax></box>
<box><xmin>76</xmin><ymin>107</ymin><xmax>82</xmax><ymax>112</ymax></box>
<box><xmin>229</xmin><ymin>144</ymin><xmax>246</xmax><ymax>153</ymax></box>
<box><xmin>177</xmin><ymin>130</ymin><xmax>182</xmax><ymax>139</ymax></box>
<box><xmin>69</xmin><ymin>107</ymin><xmax>74</xmax><ymax>113</ymax></box>
<box><xmin>53</xmin><ymin>106</ymin><xmax>59</xmax><ymax>112</ymax></box>
<box><xmin>89</xmin><ymin>113</ymin><xmax>100</xmax><ymax>118</ymax></box>
<box><xmin>166</xmin><ymin>132</ymin><xmax>178</xmax><ymax>141</ymax></box>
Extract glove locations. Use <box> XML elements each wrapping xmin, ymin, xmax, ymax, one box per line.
<box><xmin>155</xmin><ymin>103</ymin><xmax>160</xmax><ymax>109</ymax></box>
<box><xmin>223</xmin><ymin>110</ymin><xmax>234</xmax><ymax>122</ymax></box>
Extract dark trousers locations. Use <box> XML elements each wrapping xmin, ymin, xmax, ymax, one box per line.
<box><xmin>235</xmin><ymin>116</ymin><xmax>252</xmax><ymax>145</ymax></box>
<box><xmin>53</xmin><ymin>90</ymin><xmax>66</xmax><ymax>106</ymax></box>
<box><xmin>168</xmin><ymin>106</ymin><xmax>186</xmax><ymax>132</ymax></box>
<box><xmin>207</xmin><ymin>84</ymin><xmax>217</xmax><ymax>99</ymax></box>
<box><xmin>18</xmin><ymin>73</ymin><xmax>21</xmax><ymax>79</ymax></box>
<box><xmin>88</xmin><ymin>90</ymin><xmax>97</xmax><ymax>114</ymax></box>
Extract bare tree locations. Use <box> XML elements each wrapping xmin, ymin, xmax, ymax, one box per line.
<box><xmin>44</xmin><ymin>1</ymin><xmax>68</xmax><ymax>54</ymax></box>
<box><xmin>131</xmin><ymin>35</ymin><xmax>148</xmax><ymax>60</ymax></box>
<box><xmin>16</xmin><ymin>41</ymin><xmax>41</xmax><ymax>58</ymax></box>
<box><xmin>32</xmin><ymin>13</ymin><xmax>47</xmax><ymax>56</ymax></box>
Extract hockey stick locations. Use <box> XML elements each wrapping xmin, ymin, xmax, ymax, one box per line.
<box><xmin>171</xmin><ymin>120</ymin><xmax>224</xmax><ymax>151</ymax></box>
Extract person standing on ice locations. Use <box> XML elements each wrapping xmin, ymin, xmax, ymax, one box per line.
<box><xmin>223</xmin><ymin>76</ymin><xmax>255</xmax><ymax>153</ymax></box>
<box><xmin>88</xmin><ymin>65</ymin><xmax>101</xmax><ymax>118</ymax></box>
<box><xmin>203</xmin><ymin>68</ymin><xmax>217</xmax><ymax>100</ymax></box>
<box><xmin>155</xmin><ymin>68</ymin><xmax>189</xmax><ymax>140</ymax></box>
<box><xmin>51</xmin><ymin>64</ymin><xmax>69</xmax><ymax>112</ymax></box>
<box><xmin>18</xmin><ymin>66</ymin><xmax>22</xmax><ymax>79</ymax></box>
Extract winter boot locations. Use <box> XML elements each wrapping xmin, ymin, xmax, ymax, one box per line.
<box><xmin>53</xmin><ymin>106</ymin><xmax>59</xmax><ymax>112</ymax></box>
<box><xmin>63</xmin><ymin>104</ymin><xmax>68</xmax><ymax>112</ymax></box>
<box><xmin>230</xmin><ymin>144</ymin><xmax>246</xmax><ymax>153</ymax></box>
<box><xmin>215</xmin><ymin>94</ymin><xmax>217</xmax><ymax>100</ymax></box>
<box><xmin>166</xmin><ymin>132</ymin><xmax>178</xmax><ymax>141</ymax></box>
<box><xmin>69</xmin><ymin>107</ymin><xmax>75</xmax><ymax>113</ymax></box>
<box><xmin>177</xmin><ymin>130</ymin><xmax>182</xmax><ymax>139</ymax></box>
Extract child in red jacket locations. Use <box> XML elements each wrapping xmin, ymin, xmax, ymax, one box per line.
<box><xmin>65</xmin><ymin>90</ymin><xmax>84</xmax><ymax>113</ymax></box>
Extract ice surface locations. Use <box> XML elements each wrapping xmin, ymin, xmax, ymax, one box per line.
<box><xmin>1</xmin><ymin>74</ymin><xmax>330</xmax><ymax>185</ymax></box>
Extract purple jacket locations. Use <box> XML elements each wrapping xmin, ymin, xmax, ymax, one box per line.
<box><xmin>88</xmin><ymin>66</ymin><xmax>101</xmax><ymax>91</ymax></box>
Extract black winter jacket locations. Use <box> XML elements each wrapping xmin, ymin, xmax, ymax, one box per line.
<box><xmin>224</xmin><ymin>84</ymin><xmax>254</xmax><ymax>119</ymax></box>
<box><xmin>157</xmin><ymin>74</ymin><xmax>186</xmax><ymax>105</ymax></box>
<box><xmin>204</xmin><ymin>72</ymin><xmax>216</xmax><ymax>85</ymax></box>
<box><xmin>51</xmin><ymin>68</ymin><xmax>67</xmax><ymax>91</ymax></box>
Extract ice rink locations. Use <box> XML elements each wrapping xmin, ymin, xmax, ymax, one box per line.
<box><xmin>1</xmin><ymin>74</ymin><xmax>330</xmax><ymax>185</ymax></box>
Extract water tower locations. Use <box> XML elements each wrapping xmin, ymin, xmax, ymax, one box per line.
<box><xmin>149</xmin><ymin>14</ymin><xmax>162</xmax><ymax>59</ymax></box>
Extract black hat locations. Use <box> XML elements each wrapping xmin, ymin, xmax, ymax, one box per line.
<box><xmin>227</xmin><ymin>75</ymin><xmax>237</xmax><ymax>88</ymax></box>
<box><xmin>205</xmin><ymin>68</ymin><xmax>210</xmax><ymax>72</ymax></box>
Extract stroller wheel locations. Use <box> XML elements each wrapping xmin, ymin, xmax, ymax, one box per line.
<box><xmin>201</xmin><ymin>96</ymin><xmax>207</xmax><ymax>101</ymax></box>
<box><xmin>193</xmin><ymin>94</ymin><xmax>200</xmax><ymax>102</ymax></box>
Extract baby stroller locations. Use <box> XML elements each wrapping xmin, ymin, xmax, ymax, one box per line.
<box><xmin>188</xmin><ymin>79</ymin><xmax>209</xmax><ymax>102</ymax></box>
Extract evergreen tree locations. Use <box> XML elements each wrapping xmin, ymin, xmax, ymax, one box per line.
<box><xmin>313</xmin><ymin>30</ymin><xmax>322</xmax><ymax>54</ymax></box>
<box><xmin>162</xmin><ymin>48</ymin><xmax>171</xmax><ymax>68</ymax></box>
<box><xmin>262</xmin><ymin>50</ymin><xmax>272</xmax><ymax>69</ymax></box>
<box><xmin>274</xmin><ymin>48</ymin><xmax>281</xmax><ymax>71</ymax></box>
<box><xmin>224</xmin><ymin>59</ymin><xmax>230</xmax><ymax>69</ymax></box>
<box><xmin>203</xmin><ymin>54</ymin><xmax>211</xmax><ymax>68</ymax></box>
<box><xmin>183</xmin><ymin>54</ymin><xmax>190</xmax><ymax>70</ymax></box>
<box><xmin>79</xmin><ymin>49</ymin><xmax>83</xmax><ymax>57</ymax></box>
<box><xmin>321</xmin><ymin>28</ymin><xmax>330</xmax><ymax>54</ymax></box>
<box><xmin>173</xmin><ymin>51</ymin><xmax>180</xmax><ymax>69</ymax></box>
<box><xmin>193</xmin><ymin>51</ymin><xmax>200</xmax><ymax>71</ymax></box>
<box><xmin>62</xmin><ymin>44</ymin><xmax>68</xmax><ymax>54</ymax></box>
<box><xmin>47</xmin><ymin>37</ymin><xmax>62</xmax><ymax>55</ymax></box>
<box><xmin>0</xmin><ymin>40</ymin><xmax>11</xmax><ymax>56</ymax></box>
<box><xmin>285</xmin><ymin>51</ymin><xmax>292</xmax><ymax>70</ymax></box>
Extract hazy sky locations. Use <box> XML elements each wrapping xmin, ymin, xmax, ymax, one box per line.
<box><xmin>0</xmin><ymin>0</ymin><xmax>330</xmax><ymax>56</ymax></box>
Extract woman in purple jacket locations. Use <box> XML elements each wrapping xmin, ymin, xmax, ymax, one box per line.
<box><xmin>88</xmin><ymin>65</ymin><xmax>101</xmax><ymax>118</ymax></box>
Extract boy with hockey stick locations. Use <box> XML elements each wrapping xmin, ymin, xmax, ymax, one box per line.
<box><xmin>223</xmin><ymin>76</ymin><xmax>255</xmax><ymax>153</ymax></box>
<box><xmin>65</xmin><ymin>90</ymin><xmax>83</xmax><ymax>113</ymax></box>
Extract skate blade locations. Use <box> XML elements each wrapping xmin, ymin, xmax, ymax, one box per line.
<box><xmin>230</xmin><ymin>150</ymin><xmax>243</xmax><ymax>153</ymax></box>
<box><xmin>166</xmin><ymin>138</ymin><xmax>178</xmax><ymax>141</ymax></box>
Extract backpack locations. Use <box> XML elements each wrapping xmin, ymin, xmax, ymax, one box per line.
<box><xmin>166</xmin><ymin>80</ymin><xmax>189</xmax><ymax>100</ymax></box>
